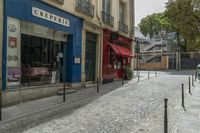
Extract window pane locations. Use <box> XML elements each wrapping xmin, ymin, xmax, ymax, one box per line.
<box><xmin>103</xmin><ymin>0</ymin><xmax>111</xmax><ymax>13</ymax></box>
<box><xmin>119</xmin><ymin>2</ymin><xmax>124</xmax><ymax>22</ymax></box>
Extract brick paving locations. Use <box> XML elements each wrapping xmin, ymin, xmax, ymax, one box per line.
<box><xmin>22</xmin><ymin>74</ymin><xmax>188</xmax><ymax>133</ymax></box>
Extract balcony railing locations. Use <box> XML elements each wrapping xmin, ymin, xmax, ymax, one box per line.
<box><xmin>102</xmin><ymin>11</ymin><xmax>114</xmax><ymax>27</ymax></box>
<box><xmin>76</xmin><ymin>0</ymin><xmax>94</xmax><ymax>17</ymax></box>
<box><xmin>119</xmin><ymin>21</ymin><xmax>128</xmax><ymax>33</ymax></box>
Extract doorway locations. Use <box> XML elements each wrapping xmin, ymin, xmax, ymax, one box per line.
<box><xmin>85</xmin><ymin>32</ymin><xmax>97</xmax><ymax>82</ymax></box>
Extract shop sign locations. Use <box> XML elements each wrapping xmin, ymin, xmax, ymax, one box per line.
<box><xmin>7</xmin><ymin>17</ymin><xmax>20</xmax><ymax>68</ymax></box>
<box><xmin>9</xmin><ymin>37</ymin><xmax>17</xmax><ymax>48</ymax></box>
<box><xmin>9</xmin><ymin>24</ymin><xmax>17</xmax><ymax>33</ymax></box>
<box><xmin>74</xmin><ymin>57</ymin><xmax>81</xmax><ymax>64</ymax></box>
<box><xmin>32</xmin><ymin>7</ymin><xmax>70</xmax><ymax>27</ymax></box>
<box><xmin>7</xmin><ymin>67</ymin><xmax>20</xmax><ymax>86</ymax></box>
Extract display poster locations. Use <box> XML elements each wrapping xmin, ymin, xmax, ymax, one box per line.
<box><xmin>7</xmin><ymin>17</ymin><xmax>20</xmax><ymax>67</ymax></box>
<box><xmin>7</xmin><ymin>67</ymin><xmax>20</xmax><ymax>86</ymax></box>
<box><xmin>7</xmin><ymin>17</ymin><xmax>21</xmax><ymax>86</ymax></box>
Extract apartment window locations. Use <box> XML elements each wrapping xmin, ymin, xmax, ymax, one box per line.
<box><xmin>103</xmin><ymin>0</ymin><xmax>111</xmax><ymax>13</ymax></box>
<box><xmin>76</xmin><ymin>0</ymin><xmax>94</xmax><ymax>17</ymax></box>
<box><xmin>119</xmin><ymin>1</ymin><xmax>128</xmax><ymax>33</ymax></box>
<box><xmin>119</xmin><ymin>2</ymin><xmax>125</xmax><ymax>23</ymax></box>
<box><xmin>102</xmin><ymin>0</ymin><xmax>114</xmax><ymax>26</ymax></box>
<box><xmin>55</xmin><ymin>0</ymin><xmax>64</xmax><ymax>4</ymax></box>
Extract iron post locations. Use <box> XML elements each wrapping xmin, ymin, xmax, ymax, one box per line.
<box><xmin>97</xmin><ymin>77</ymin><xmax>99</xmax><ymax>93</ymax></box>
<box><xmin>164</xmin><ymin>98</ymin><xmax>168</xmax><ymax>133</ymax></box>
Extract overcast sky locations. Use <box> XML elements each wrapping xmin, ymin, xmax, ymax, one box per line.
<box><xmin>135</xmin><ymin>0</ymin><xmax>168</xmax><ymax>26</ymax></box>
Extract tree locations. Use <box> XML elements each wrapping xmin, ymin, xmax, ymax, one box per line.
<box><xmin>165</xmin><ymin>0</ymin><xmax>200</xmax><ymax>52</ymax></box>
<box><xmin>138</xmin><ymin>13</ymin><xmax>172</xmax><ymax>38</ymax></box>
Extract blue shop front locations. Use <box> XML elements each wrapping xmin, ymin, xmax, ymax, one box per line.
<box><xmin>3</xmin><ymin>0</ymin><xmax>82</xmax><ymax>90</ymax></box>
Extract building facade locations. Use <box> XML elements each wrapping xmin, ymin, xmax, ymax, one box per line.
<box><xmin>42</xmin><ymin>0</ymin><xmax>104</xmax><ymax>86</ymax></box>
<box><xmin>2</xmin><ymin>0</ymin><xmax>83</xmax><ymax>105</ymax></box>
<box><xmin>135</xmin><ymin>28</ymin><xmax>168</xmax><ymax>70</ymax></box>
<box><xmin>2</xmin><ymin>0</ymin><xmax>134</xmax><ymax>105</ymax></box>
<box><xmin>101</xmin><ymin>0</ymin><xmax>134</xmax><ymax>83</ymax></box>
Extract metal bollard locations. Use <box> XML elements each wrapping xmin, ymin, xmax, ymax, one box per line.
<box><xmin>148</xmin><ymin>70</ymin><xmax>150</xmax><ymax>79</ymax></box>
<box><xmin>195</xmin><ymin>72</ymin><xmax>197</xmax><ymax>82</ymax></box>
<box><xmin>164</xmin><ymin>98</ymin><xmax>168</xmax><ymax>133</ymax></box>
<box><xmin>189</xmin><ymin>77</ymin><xmax>192</xmax><ymax>95</ymax></box>
<box><xmin>192</xmin><ymin>74</ymin><xmax>194</xmax><ymax>87</ymax></box>
<box><xmin>63</xmin><ymin>82</ymin><xmax>66</xmax><ymax>102</ymax></box>
<box><xmin>138</xmin><ymin>72</ymin><xmax>140</xmax><ymax>82</ymax></box>
<box><xmin>182</xmin><ymin>83</ymin><xmax>185</xmax><ymax>110</ymax></box>
<box><xmin>97</xmin><ymin>77</ymin><xmax>99</xmax><ymax>93</ymax></box>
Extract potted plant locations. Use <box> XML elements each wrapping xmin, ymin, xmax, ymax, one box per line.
<box><xmin>123</xmin><ymin>65</ymin><xmax>133</xmax><ymax>80</ymax></box>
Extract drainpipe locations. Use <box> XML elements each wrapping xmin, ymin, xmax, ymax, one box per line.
<box><xmin>96</xmin><ymin>0</ymin><xmax>103</xmax><ymax>83</ymax></box>
<box><xmin>130</xmin><ymin>0</ymin><xmax>135</xmax><ymax>71</ymax></box>
<box><xmin>2</xmin><ymin>0</ymin><xmax>6</xmax><ymax>91</ymax></box>
<box><xmin>96</xmin><ymin>0</ymin><xmax>103</xmax><ymax>26</ymax></box>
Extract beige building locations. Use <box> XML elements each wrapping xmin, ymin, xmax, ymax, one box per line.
<box><xmin>42</xmin><ymin>0</ymin><xmax>103</xmax><ymax>86</ymax></box>
<box><xmin>42</xmin><ymin>0</ymin><xmax>135</xmax><ymax>84</ymax></box>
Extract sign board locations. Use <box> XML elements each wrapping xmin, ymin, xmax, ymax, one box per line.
<box><xmin>7</xmin><ymin>17</ymin><xmax>20</xmax><ymax>68</ymax></box>
<box><xmin>32</xmin><ymin>7</ymin><xmax>70</xmax><ymax>27</ymax></box>
<box><xmin>74</xmin><ymin>57</ymin><xmax>81</xmax><ymax>64</ymax></box>
<box><xmin>7</xmin><ymin>67</ymin><xmax>20</xmax><ymax>86</ymax></box>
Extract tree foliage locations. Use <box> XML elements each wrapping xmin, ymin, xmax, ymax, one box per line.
<box><xmin>138</xmin><ymin>13</ymin><xmax>172</xmax><ymax>38</ymax></box>
<box><xmin>165</xmin><ymin>0</ymin><xmax>200</xmax><ymax>52</ymax></box>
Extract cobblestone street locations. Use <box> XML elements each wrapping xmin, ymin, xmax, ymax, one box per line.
<box><xmin>22</xmin><ymin>73</ymin><xmax>190</xmax><ymax>133</ymax></box>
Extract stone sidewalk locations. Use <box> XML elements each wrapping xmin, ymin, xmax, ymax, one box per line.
<box><xmin>174</xmin><ymin>80</ymin><xmax>200</xmax><ymax>133</ymax></box>
<box><xmin>0</xmin><ymin>72</ymin><xmax>152</xmax><ymax>123</ymax></box>
<box><xmin>0</xmin><ymin>80</ymin><xmax>122</xmax><ymax>123</ymax></box>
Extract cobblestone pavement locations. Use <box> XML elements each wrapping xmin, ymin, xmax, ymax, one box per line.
<box><xmin>174</xmin><ymin>80</ymin><xmax>200</xmax><ymax>133</ymax></box>
<box><xmin>23</xmin><ymin>74</ymin><xmax>190</xmax><ymax>133</ymax></box>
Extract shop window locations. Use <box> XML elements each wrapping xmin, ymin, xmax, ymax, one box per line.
<box><xmin>21</xmin><ymin>34</ymin><xmax>65</xmax><ymax>86</ymax></box>
<box><xmin>19</xmin><ymin>21</ymin><xmax>67</xmax><ymax>86</ymax></box>
<box><xmin>118</xmin><ymin>61</ymin><xmax>121</xmax><ymax>69</ymax></box>
<box><xmin>108</xmin><ymin>47</ymin><xmax>113</xmax><ymax>66</ymax></box>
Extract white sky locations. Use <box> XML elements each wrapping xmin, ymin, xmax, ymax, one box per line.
<box><xmin>135</xmin><ymin>0</ymin><xmax>168</xmax><ymax>26</ymax></box>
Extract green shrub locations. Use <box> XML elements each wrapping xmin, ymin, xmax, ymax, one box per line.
<box><xmin>123</xmin><ymin>65</ymin><xmax>133</xmax><ymax>80</ymax></box>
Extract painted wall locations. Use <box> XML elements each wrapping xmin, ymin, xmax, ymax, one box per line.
<box><xmin>0</xmin><ymin>0</ymin><xmax>3</xmax><ymax>83</ymax></box>
<box><xmin>3</xmin><ymin>0</ymin><xmax>83</xmax><ymax>90</ymax></box>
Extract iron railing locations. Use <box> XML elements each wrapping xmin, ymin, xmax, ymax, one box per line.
<box><xmin>76</xmin><ymin>0</ymin><xmax>94</xmax><ymax>17</ymax></box>
<box><xmin>119</xmin><ymin>21</ymin><xmax>128</xmax><ymax>33</ymax></box>
<box><xmin>102</xmin><ymin>11</ymin><xmax>114</xmax><ymax>27</ymax></box>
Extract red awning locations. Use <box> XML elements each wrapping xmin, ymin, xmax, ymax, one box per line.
<box><xmin>110</xmin><ymin>44</ymin><xmax>133</xmax><ymax>57</ymax></box>
<box><xmin>110</xmin><ymin>44</ymin><xmax>121</xmax><ymax>55</ymax></box>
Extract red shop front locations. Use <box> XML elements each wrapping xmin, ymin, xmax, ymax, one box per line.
<box><xmin>102</xmin><ymin>29</ymin><xmax>133</xmax><ymax>83</ymax></box>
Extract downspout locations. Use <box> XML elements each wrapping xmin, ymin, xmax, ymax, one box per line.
<box><xmin>96</xmin><ymin>0</ymin><xmax>103</xmax><ymax>26</ymax></box>
<box><xmin>2</xmin><ymin>0</ymin><xmax>7</xmax><ymax>91</ymax></box>
<box><xmin>130</xmin><ymin>0</ymin><xmax>135</xmax><ymax>71</ymax></box>
<box><xmin>96</xmin><ymin>0</ymin><xmax>103</xmax><ymax>82</ymax></box>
